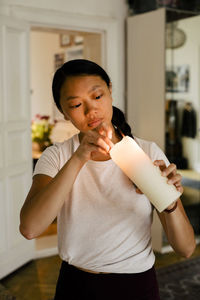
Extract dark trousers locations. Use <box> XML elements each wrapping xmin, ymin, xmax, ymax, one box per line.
<box><xmin>54</xmin><ymin>261</ymin><xmax>161</xmax><ymax>300</ymax></box>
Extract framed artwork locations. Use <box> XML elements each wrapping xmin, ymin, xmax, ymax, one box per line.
<box><xmin>60</xmin><ymin>34</ymin><xmax>72</xmax><ymax>47</ymax></box>
<box><xmin>54</xmin><ymin>53</ymin><xmax>65</xmax><ymax>71</ymax></box>
<box><xmin>53</xmin><ymin>53</ymin><xmax>65</xmax><ymax>121</ymax></box>
<box><xmin>65</xmin><ymin>45</ymin><xmax>84</xmax><ymax>61</ymax></box>
<box><xmin>166</xmin><ymin>65</ymin><xmax>190</xmax><ymax>93</ymax></box>
<box><xmin>74</xmin><ymin>35</ymin><xmax>84</xmax><ymax>45</ymax></box>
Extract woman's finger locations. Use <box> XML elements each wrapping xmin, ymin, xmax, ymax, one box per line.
<box><xmin>153</xmin><ymin>160</ymin><xmax>166</xmax><ymax>172</ymax></box>
<box><xmin>87</xmin><ymin>133</ymin><xmax>112</xmax><ymax>153</ymax></box>
<box><xmin>135</xmin><ymin>188</ymin><xmax>143</xmax><ymax>194</ymax></box>
<box><xmin>96</xmin><ymin>137</ymin><xmax>112</xmax><ymax>153</ymax></box>
<box><xmin>176</xmin><ymin>186</ymin><xmax>184</xmax><ymax>193</ymax></box>
<box><xmin>167</xmin><ymin>173</ymin><xmax>182</xmax><ymax>185</ymax></box>
<box><xmin>96</xmin><ymin>122</ymin><xmax>113</xmax><ymax>140</ymax></box>
<box><xmin>161</xmin><ymin>163</ymin><xmax>177</xmax><ymax>177</ymax></box>
<box><xmin>91</xmin><ymin>146</ymin><xmax>109</xmax><ymax>158</ymax></box>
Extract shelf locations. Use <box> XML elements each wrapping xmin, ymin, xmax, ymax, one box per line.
<box><xmin>178</xmin><ymin>169</ymin><xmax>200</xmax><ymax>182</ymax></box>
<box><xmin>166</xmin><ymin>7</ymin><xmax>199</xmax><ymax>23</ymax></box>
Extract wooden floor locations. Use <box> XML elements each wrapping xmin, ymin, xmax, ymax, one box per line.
<box><xmin>1</xmin><ymin>242</ymin><xmax>200</xmax><ymax>300</ymax></box>
<box><xmin>1</xmin><ymin>255</ymin><xmax>61</xmax><ymax>300</ymax></box>
<box><xmin>155</xmin><ymin>242</ymin><xmax>200</xmax><ymax>268</ymax></box>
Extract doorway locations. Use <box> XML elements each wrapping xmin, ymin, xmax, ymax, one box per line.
<box><xmin>30</xmin><ymin>27</ymin><xmax>102</xmax><ymax>258</ymax></box>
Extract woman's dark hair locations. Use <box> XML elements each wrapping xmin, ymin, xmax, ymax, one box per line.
<box><xmin>112</xmin><ymin>106</ymin><xmax>133</xmax><ymax>138</ymax></box>
<box><xmin>52</xmin><ymin>59</ymin><xmax>133</xmax><ymax>138</ymax></box>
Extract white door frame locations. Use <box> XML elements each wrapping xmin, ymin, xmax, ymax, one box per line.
<box><xmin>10</xmin><ymin>5</ymin><xmax>122</xmax><ymax>109</ymax></box>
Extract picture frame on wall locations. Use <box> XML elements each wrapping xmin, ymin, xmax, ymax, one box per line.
<box><xmin>166</xmin><ymin>65</ymin><xmax>190</xmax><ymax>93</ymax></box>
<box><xmin>54</xmin><ymin>53</ymin><xmax>65</xmax><ymax>71</ymax></box>
<box><xmin>74</xmin><ymin>35</ymin><xmax>84</xmax><ymax>45</ymax></box>
<box><xmin>65</xmin><ymin>45</ymin><xmax>84</xmax><ymax>61</ymax></box>
<box><xmin>60</xmin><ymin>34</ymin><xmax>72</xmax><ymax>47</ymax></box>
<box><xmin>53</xmin><ymin>53</ymin><xmax>66</xmax><ymax>121</ymax></box>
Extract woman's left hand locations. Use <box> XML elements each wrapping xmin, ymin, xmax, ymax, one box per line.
<box><xmin>153</xmin><ymin>160</ymin><xmax>183</xmax><ymax>194</ymax></box>
<box><xmin>135</xmin><ymin>160</ymin><xmax>183</xmax><ymax>195</ymax></box>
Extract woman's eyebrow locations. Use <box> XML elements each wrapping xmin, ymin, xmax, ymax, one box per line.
<box><xmin>66</xmin><ymin>95</ymin><xmax>80</xmax><ymax>101</ymax></box>
<box><xmin>88</xmin><ymin>85</ymin><xmax>101</xmax><ymax>93</ymax></box>
<box><xmin>65</xmin><ymin>85</ymin><xmax>102</xmax><ymax>101</ymax></box>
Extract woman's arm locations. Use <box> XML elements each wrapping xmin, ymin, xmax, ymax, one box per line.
<box><xmin>20</xmin><ymin>124</ymin><xmax>113</xmax><ymax>240</ymax></box>
<box><xmin>20</xmin><ymin>152</ymin><xmax>85</xmax><ymax>239</ymax></box>
<box><xmin>154</xmin><ymin>160</ymin><xmax>196</xmax><ymax>258</ymax></box>
<box><xmin>157</xmin><ymin>198</ymin><xmax>196</xmax><ymax>257</ymax></box>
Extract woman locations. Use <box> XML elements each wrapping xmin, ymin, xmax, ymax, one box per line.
<box><xmin>20</xmin><ymin>59</ymin><xmax>195</xmax><ymax>300</ymax></box>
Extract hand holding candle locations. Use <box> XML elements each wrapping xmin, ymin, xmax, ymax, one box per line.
<box><xmin>110</xmin><ymin>136</ymin><xmax>182</xmax><ymax>213</ymax></box>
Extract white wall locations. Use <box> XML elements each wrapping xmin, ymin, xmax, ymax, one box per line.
<box><xmin>166</xmin><ymin>15</ymin><xmax>200</xmax><ymax>170</ymax></box>
<box><xmin>30</xmin><ymin>31</ymin><xmax>63</xmax><ymax>120</ymax></box>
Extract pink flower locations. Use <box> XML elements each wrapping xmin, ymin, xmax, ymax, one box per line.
<box><xmin>41</xmin><ymin>115</ymin><xmax>50</xmax><ymax>120</ymax></box>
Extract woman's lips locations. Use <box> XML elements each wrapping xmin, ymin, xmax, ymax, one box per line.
<box><xmin>88</xmin><ymin>119</ymin><xmax>103</xmax><ymax>128</ymax></box>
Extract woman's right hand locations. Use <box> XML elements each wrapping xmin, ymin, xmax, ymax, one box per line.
<box><xmin>75</xmin><ymin>123</ymin><xmax>114</xmax><ymax>162</ymax></box>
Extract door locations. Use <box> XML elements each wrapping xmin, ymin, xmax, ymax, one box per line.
<box><xmin>0</xmin><ymin>15</ymin><xmax>34</xmax><ymax>279</ymax></box>
<box><xmin>127</xmin><ymin>8</ymin><xmax>165</xmax><ymax>150</ymax></box>
<box><xmin>127</xmin><ymin>8</ymin><xmax>166</xmax><ymax>252</ymax></box>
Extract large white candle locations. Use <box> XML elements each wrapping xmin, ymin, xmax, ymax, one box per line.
<box><xmin>110</xmin><ymin>136</ymin><xmax>181</xmax><ymax>212</ymax></box>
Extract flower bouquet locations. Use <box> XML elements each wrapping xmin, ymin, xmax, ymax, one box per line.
<box><xmin>31</xmin><ymin>114</ymin><xmax>55</xmax><ymax>152</ymax></box>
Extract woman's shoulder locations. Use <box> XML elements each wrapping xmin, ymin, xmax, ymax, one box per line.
<box><xmin>48</xmin><ymin>134</ymin><xmax>79</xmax><ymax>155</ymax></box>
<box><xmin>134</xmin><ymin>136</ymin><xmax>168</xmax><ymax>163</ymax></box>
<box><xmin>38</xmin><ymin>134</ymin><xmax>79</xmax><ymax>165</ymax></box>
<box><xmin>33</xmin><ymin>134</ymin><xmax>79</xmax><ymax>178</ymax></box>
<box><xmin>134</xmin><ymin>136</ymin><xmax>157</xmax><ymax>153</ymax></box>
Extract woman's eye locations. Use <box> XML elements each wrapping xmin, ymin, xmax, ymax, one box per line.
<box><xmin>69</xmin><ymin>103</ymin><xmax>81</xmax><ymax>109</ymax></box>
<box><xmin>95</xmin><ymin>94</ymin><xmax>103</xmax><ymax>100</ymax></box>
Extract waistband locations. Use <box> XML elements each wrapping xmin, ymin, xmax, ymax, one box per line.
<box><xmin>62</xmin><ymin>260</ymin><xmax>155</xmax><ymax>276</ymax></box>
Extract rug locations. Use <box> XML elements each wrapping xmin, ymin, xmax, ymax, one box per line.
<box><xmin>0</xmin><ymin>283</ymin><xmax>16</xmax><ymax>300</ymax></box>
<box><xmin>156</xmin><ymin>256</ymin><xmax>200</xmax><ymax>300</ymax></box>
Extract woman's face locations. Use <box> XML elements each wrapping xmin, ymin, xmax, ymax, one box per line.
<box><xmin>59</xmin><ymin>75</ymin><xmax>113</xmax><ymax>133</ymax></box>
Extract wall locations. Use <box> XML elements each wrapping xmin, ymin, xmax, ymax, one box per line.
<box><xmin>30</xmin><ymin>30</ymin><xmax>63</xmax><ymax>120</ymax></box>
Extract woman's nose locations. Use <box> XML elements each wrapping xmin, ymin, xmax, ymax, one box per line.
<box><xmin>84</xmin><ymin>102</ymin><xmax>97</xmax><ymax>117</ymax></box>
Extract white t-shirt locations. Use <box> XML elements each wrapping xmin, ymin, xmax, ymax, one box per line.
<box><xmin>33</xmin><ymin>134</ymin><xmax>169</xmax><ymax>273</ymax></box>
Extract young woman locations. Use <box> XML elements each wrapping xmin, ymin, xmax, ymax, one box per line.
<box><xmin>20</xmin><ymin>59</ymin><xmax>196</xmax><ymax>300</ymax></box>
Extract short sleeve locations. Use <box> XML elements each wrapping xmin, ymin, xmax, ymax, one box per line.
<box><xmin>33</xmin><ymin>144</ymin><xmax>60</xmax><ymax>178</ymax></box>
<box><xmin>150</xmin><ymin>142</ymin><xmax>170</xmax><ymax>167</ymax></box>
